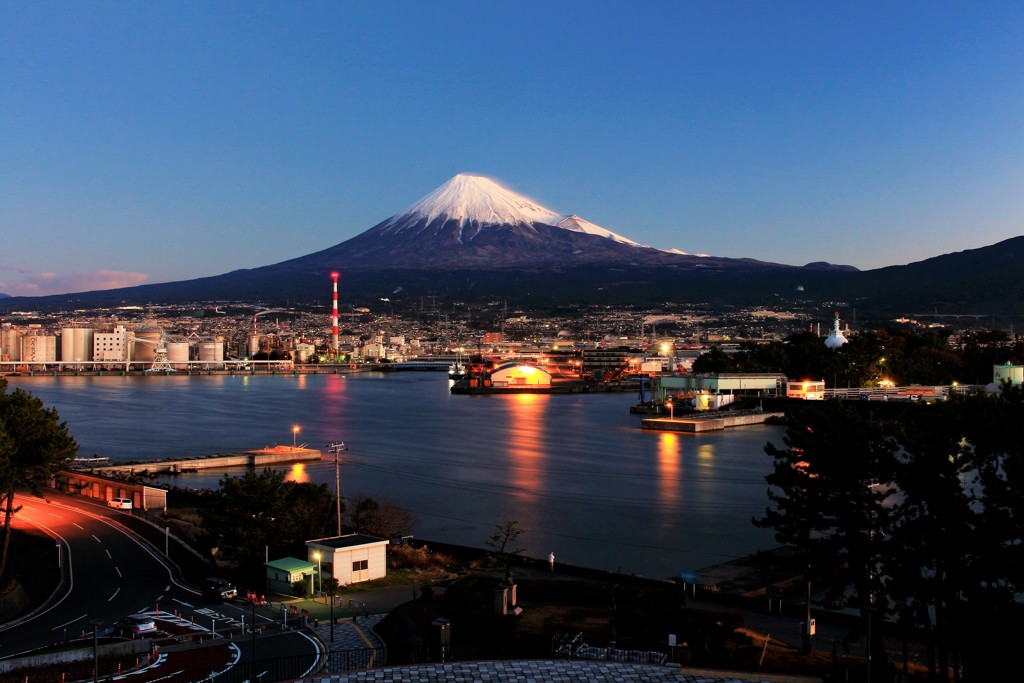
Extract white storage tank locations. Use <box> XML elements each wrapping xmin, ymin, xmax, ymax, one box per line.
<box><xmin>198</xmin><ymin>340</ymin><xmax>225</xmax><ymax>368</ymax></box>
<box><xmin>61</xmin><ymin>328</ymin><xmax>95</xmax><ymax>363</ymax></box>
<box><xmin>165</xmin><ymin>341</ymin><xmax>191</xmax><ymax>368</ymax></box>
<box><xmin>2</xmin><ymin>325</ymin><xmax>22</xmax><ymax>362</ymax></box>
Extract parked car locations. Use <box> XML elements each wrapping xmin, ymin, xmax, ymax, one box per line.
<box><xmin>107</xmin><ymin>498</ymin><xmax>133</xmax><ymax>510</ymax></box>
<box><xmin>203</xmin><ymin>576</ymin><xmax>238</xmax><ymax>601</ymax></box>
<box><xmin>118</xmin><ymin>614</ymin><xmax>157</xmax><ymax>635</ymax></box>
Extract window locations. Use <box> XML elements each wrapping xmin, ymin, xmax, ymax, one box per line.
<box><xmin>352</xmin><ymin>560</ymin><xmax>368</xmax><ymax>572</ymax></box>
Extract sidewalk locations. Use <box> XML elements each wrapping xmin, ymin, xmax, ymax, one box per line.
<box><xmin>245</xmin><ymin>584</ymin><xmax>426</xmax><ymax>650</ymax></box>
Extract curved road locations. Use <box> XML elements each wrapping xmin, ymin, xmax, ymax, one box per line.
<box><xmin>0</xmin><ymin>492</ymin><xmax>321</xmax><ymax>676</ymax></box>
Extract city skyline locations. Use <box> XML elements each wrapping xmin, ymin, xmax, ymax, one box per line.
<box><xmin>3</xmin><ymin>1</ymin><xmax>1023</xmax><ymax>297</ymax></box>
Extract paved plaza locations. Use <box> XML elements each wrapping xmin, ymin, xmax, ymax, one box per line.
<box><xmin>299</xmin><ymin>659</ymin><xmax>817</xmax><ymax>683</ymax></box>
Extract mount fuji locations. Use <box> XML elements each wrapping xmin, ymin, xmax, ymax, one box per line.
<box><xmin>324</xmin><ymin>173</ymin><xmax>680</xmax><ymax>268</ymax></box>
<box><xmin>11</xmin><ymin>172</ymin><xmax>1024</xmax><ymax>314</ymax></box>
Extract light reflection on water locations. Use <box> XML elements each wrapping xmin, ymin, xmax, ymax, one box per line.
<box><xmin>11</xmin><ymin>373</ymin><xmax>785</xmax><ymax>579</ymax></box>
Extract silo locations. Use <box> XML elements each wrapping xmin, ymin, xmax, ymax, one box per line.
<box><xmin>134</xmin><ymin>329</ymin><xmax>162</xmax><ymax>362</ymax></box>
<box><xmin>1</xmin><ymin>325</ymin><xmax>22</xmax><ymax>362</ymax></box>
<box><xmin>61</xmin><ymin>328</ymin><xmax>95</xmax><ymax>363</ymax></box>
<box><xmin>165</xmin><ymin>341</ymin><xmax>191</xmax><ymax>368</ymax></box>
<box><xmin>21</xmin><ymin>334</ymin><xmax>57</xmax><ymax>362</ymax></box>
<box><xmin>198</xmin><ymin>340</ymin><xmax>225</xmax><ymax>369</ymax></box>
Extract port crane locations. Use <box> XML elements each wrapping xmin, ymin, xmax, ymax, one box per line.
<box><xmin>125</xmin><ymin>329</ymin><xmax>174</xmax><ymax>372</ymax></box>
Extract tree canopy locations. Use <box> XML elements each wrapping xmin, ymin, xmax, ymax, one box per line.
<box><xmin>757</xmin><ymin>393</ymin><xmax>1024</xmax><ymax>681</ymax></box>
<box><xmin>0</xmin><ymin>378</ymin><xmax>79</xmax><ymax>582</ymax></box>
<box><xmin>201</xmin><ymin>469</ymin><xmax>336</xmax><ymax>583</ymax></box>
<box><xmin>693</xmin><ymin>326</ymin><xmax>1024</xmax><ymax>388</ymax></box>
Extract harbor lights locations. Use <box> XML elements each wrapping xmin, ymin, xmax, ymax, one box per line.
<box><xmin>666</xmin><ymin>399</ymin><xmax>674</xmax><ymax>419</ymax></box>
<box><xmin>292</xmin><ymin>424</ymin><xmax>300</xmax><ymax>450</ymax></box>
<box><xmin>314</xmin><ymin>550</ymin><xmax>322</xmax><ymax>596</ymax></box>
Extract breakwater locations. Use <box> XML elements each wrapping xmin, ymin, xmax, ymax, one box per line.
<box><xmin>88</xmin><ymin>445</ymin><xmax>321</xmax><ymax>475</ymax></box>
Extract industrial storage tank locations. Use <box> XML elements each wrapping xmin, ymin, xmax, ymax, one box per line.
<box><xmin>198</xmin><ymin>340</ymin><xmax>225</xmax><ymax>368</ymax></box>
<box><xmin>1</xmin><ymin>325</ymin><xmax>22</xmax><ymax>362</ymax></box>
<box><xmin>133</xmin><ymin>329</ymin><xmax>162</xmax><ymax>362</ymax></box>
<box><xmin>165</xmin><ymin>341</ymin><xmax>191</xmax><ymax>368</ymax></box>
<box><xmin>21</xmin><ymin>334</ymin><xmax>57</xmax><ymax>362</ymax></box>
<box><xmin>60</xmin><ymin>328</ymin><xmax>95</xmax><ymax>363</ymax></box>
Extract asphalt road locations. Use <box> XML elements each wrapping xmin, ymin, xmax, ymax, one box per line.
<box><xmin>0</xmin><ymin>492</ymin><xmax>321</xmax><ymax>674</ymax></box>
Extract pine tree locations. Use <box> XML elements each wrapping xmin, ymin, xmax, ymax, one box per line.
<box><xmin>0</xmin><ymin>378</ymin><xmax>79</xmax><ymax>582</ymax></box>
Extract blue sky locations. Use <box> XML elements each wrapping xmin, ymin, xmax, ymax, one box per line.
<box><xmin>2</xmin><ymin>1</ymin><xmax>1022</xmax><ymax>297</ymax></box>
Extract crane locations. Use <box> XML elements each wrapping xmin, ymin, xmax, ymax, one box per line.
<box><xmin>125</xmin><ymin>329</ymin><xmax>174</xmax><ymax>372</ymax></box>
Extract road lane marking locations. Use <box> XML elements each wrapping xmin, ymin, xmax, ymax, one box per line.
<box><xmin>105</xmin><ymin>549</ymin><xmax>112</xmax><ymax>558</ymax></box>
<box><xmin>116</xmin><ymin>567</ymin><xmax>122</xmax><ymax>577</ymax></box>
<box><xmin>108</xmin><ymin>587</ymin><xmax>120</xmax><ymax>601</ymax></box>
<box><xmin>73</xmin><ymin>523</ymin><xmax>84</xmax><ymax>530</ymax></box>
<box><xmin>92</xmin><ymin>534</ymin><xmax>102</xmax><ymax>543</ymax></box>
<box><xmin>52</xmin><ymin>614</ymin><xmax>88</xmax><ymax>630</ymax></box>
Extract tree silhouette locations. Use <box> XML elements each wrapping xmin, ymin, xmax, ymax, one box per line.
<box><xmin>0</xmin><ymin>378</ymin><xmax>78</xmax><ymax>582</ymax></box>
<box><xmin>755</xmin><ymin>400</ymin><xmax>896</xmax><ymax>679</ymax></box>
<box><xmin>486</xmin><ymin>519</ymin><xmax>525</xmax><ymax>585</ymax></box>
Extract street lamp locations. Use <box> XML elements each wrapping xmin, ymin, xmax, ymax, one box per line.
<box><xmin>292</xmin><ymin>424</ymin><xmax>300</xmax><ymax>450</ymax></box>
<box><xmin>314</xmin><ymin>550</ymin><xmax>322</xmax><ymax>595</ymax></box>
<box><xmin>90</xmin><ymin>618</ymin><xmax>102</xmax><ymax>682</ymax></box>
<box><xmin>666</xmin><ymin>399</ymin><xmax>674</xmax><ymax>419</ymax></box>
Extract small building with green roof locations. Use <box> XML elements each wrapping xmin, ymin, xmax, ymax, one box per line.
<box><xmin>265</xmin><ymin>557</ymin><xmax>318</xmax><ymax>595</ymax></box>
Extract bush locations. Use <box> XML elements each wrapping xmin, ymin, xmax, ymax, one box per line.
<box><xmin>389</xmin><ymin>544</ymin><xmax>454</xmax><ymax>571</ymax></box>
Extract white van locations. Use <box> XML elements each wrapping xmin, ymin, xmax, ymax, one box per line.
<box><xmin>107</xmin><ymin>497</ymin><xmax>133</xmax><ymax>510</ymax></box>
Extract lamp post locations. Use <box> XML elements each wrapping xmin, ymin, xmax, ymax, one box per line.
<box><xmin>90</xmin><ymin>618</ymin><xmax>102</xmax><ymax>682</ymax></box>
<box><xmin>666</xmin><ymin>399</ymin><xmax>674</xmax><ymax>419</ymax></box>
<box><xmin>292</xmin><ymin>424</ymin><xmax>300</xmax><ymax>450</ymax></box>
<box><xmin>314</xmin><ymin>551</ymin><xmax>322</xmax><ymax>595</ymax></box>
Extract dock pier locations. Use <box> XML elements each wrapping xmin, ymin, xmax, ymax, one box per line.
<box><xmin>641</xmin><ymin>410</ymin><xmax>784</xmax><ymax>433</ymax></box>
<box><xmin>88</xmin><ymin>445</ymin><xmax>322</xmax><ymax>476</ymax></box>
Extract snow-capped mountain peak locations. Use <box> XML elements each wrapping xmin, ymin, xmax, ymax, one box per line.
<box><xmin>393</xmin><ymin>174</ymin><xmax>563</xmax><ymax>227</ymax></box>
<box><xmin>556</xmin><ymin>214</ymin><xmax>644</xmax><ymax>247</ymax></box>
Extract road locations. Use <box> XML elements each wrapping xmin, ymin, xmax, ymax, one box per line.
<box><xmin>0</xmin><ymin>491</ymin><xmax>321</xmax><ymax>678</ymax></box>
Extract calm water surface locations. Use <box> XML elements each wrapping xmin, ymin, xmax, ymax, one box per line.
<box><xmin>11</xmin><ymin>372</ymin><xmax>786</xmax><ymax>579</ymax></box>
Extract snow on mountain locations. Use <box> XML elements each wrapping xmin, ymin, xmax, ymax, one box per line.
<box><xmin>379</xmin><ymin>174</ymin><xmax>655</xmax><ymax>250</ymax></box>
<box><xmin>389</xmin><ymin>174</ymin><xmax>563</xmax><ymax>228</ymax></box>
<box><xmin>556</xmin><ymin>215</ymin><xmax>644</xmax><ymax>248</ymax></box>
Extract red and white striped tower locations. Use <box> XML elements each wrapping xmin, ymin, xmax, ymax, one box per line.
<box><xmin>330</xmin><ymin>272</ymin><xmax>340</xmax><ymax>355</ymax></box>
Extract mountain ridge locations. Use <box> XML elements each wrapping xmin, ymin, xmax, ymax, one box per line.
<box><xmin>3</xmin><ymin>174</ymin><xmax>1020</xmax><ymax>316</ymax></box>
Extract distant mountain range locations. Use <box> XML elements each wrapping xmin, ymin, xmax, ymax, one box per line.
<box><xmin>6</xmin><ymin>174</ymin><xmax>1023</xmax><ymax>316</ymax></box>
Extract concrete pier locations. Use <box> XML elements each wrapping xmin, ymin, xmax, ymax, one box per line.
<box><xmin>641</xmin><ymin>410</ymin><xmax>784</xmax><ymax>433</ymax></box>
<box><xmin>90</xmin><ymin>445</ymin><xmax>322</xmax><ymax>475</ymax></box>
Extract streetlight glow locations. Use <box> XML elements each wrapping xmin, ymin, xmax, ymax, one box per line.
<box><xmin>292</xmin><ymin>424</ymin><xmax>300</xmax><ymax>449</ymax></box>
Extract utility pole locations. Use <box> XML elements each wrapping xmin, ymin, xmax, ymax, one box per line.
<box><xmin>327</xmin><ymin>442</ymin><xmax>347</xmax><ymax>536</ymax></box>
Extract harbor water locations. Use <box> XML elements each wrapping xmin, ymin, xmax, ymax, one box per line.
<box><xmin>10</xmin><ymin>372</ymin><xmax>786</xmax><ymax>579</ymax></box>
